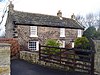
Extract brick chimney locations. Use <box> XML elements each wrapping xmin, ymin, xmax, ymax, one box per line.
<box><xmin>57</xmin><ymin>10</ymin><xmax>62</xmax><ymax>20</ymax></box>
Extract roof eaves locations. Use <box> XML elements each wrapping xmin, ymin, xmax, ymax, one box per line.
<box><xmin>14</xmin><ymin>22</ymin><xmax>84</xmax><ymax>30</ymax></box>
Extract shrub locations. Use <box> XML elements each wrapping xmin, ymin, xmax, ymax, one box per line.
<box><xmin>83</xmin><ymin>26</ymin><xmax>96</xmax><ymax>39</ymax></box>
<box><xmin>74</xmin><ymin>37</ymin><xmax>90</xmax><ymax>49</ymax></box>
<box><xmin>44</xmin><ymin>39</ymin><xmax>60</xmax><ymax>54</ymax></box>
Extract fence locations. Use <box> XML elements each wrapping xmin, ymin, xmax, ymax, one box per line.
<box><xmin>39</xmin><ymin>45</ymin><xmax>95</xmax><ymax>75</ymax></box>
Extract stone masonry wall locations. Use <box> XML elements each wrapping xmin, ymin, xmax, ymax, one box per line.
<box><xmin>0</xmin><ymin>43</ymin><xmax>10</xmax><ymax>75</ymax></box>
<box><xmin>17</xmin><ymin>25</ymin><xmax>77</xmax><ymax>50</ymax></box>
<box><xmin>94</xmin><ymin>40</ymin><xmax>100</xmax><ymax>73</ymax></box>
<box><xmin>20</xmin><ymin>51</ymin><xmax>68</xmax><ymax>70</ymax></box>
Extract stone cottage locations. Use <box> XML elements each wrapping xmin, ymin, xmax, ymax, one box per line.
<box><xmin>5</xmin><ymin>2</ymin><xmax>84</xmax><ymax>51</ymax></box>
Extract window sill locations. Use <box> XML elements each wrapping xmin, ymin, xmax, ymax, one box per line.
<box><xmin>30</xmin><ymin>35</ymin><xmax>38</xmax><ymax>37</ymax></box>
<box><xmin>60</xmin><ymin>36</ymin><xmax>65</xmax><ymax>37</ymax></box>
<box><xmin>28</xmin><ymin>49</ymin><xmax>39</xmax><ymax>52</ymax></box>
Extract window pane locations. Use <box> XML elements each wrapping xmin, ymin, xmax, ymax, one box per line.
<box><xmin>29</xmin><ymin>41</ymin><xmax>36</xmax><ymax>50</ymax></box>
<box><xmin>30</xmin><ymin>26</ymin><xmax>37</xmax><ymax>37</ymax></box>
<box><xmin>60</xmin><ymin>28</ymin><xmax>65</xmax><ymax>37</ymax></box>
<box><xmin>78</xmin><ymin>30</ymin><xmax>82</xmax><ymax>37</ymax></box>
<box><xmin>28</xmin><ymin>41</ymin><xmax>39</xmax><ymax>51</ymax></box>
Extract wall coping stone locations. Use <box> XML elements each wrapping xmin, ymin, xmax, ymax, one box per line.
<box><xmin>0</xmin><ymin>43</ymin><xmax>11</xmax><ymax>47</ymax></box>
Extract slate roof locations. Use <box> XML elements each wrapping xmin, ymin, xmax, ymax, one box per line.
<box><xmin>13</xmin><ymin>10</ymin><xmax>84</xmax><ymax>30</ymax></box>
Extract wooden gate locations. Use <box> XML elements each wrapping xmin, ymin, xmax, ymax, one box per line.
<box><xmin>39</xmin><ymin>45</ymin><xmax>95</xmax><ymax>75</ymax></box>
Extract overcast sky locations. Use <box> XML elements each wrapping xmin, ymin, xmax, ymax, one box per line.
<box><xmin>1</xmin><ymin>0</ymin><xmax>100</xmax><ymax>17</ymax></box>
<box><xmin>0</xmin><ymin>0</ymin><xmax>100</xmax><ymax>35</ymax></box>
<box><xmin>14</xmin><ymin>0</ymin><xmax>100</xmax><ymax>17</ymax></box>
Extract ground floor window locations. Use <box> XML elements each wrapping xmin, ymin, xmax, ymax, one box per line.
<box><xmin>59</xmin><ymin>40</ymin><xmax>65</xmax><ymax>48</ymax></box>
<box><xmin>28</xmin><ymin>41</ymin><xmax>39</xmax><ymax>51</ymax></box>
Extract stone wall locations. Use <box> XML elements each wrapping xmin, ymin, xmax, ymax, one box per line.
<box><xmin>20</xmin><ymin>51</ymin><xmax>68</xmax><ymax>70</ymax></box>
<box><xmin>94</xmin><ymin>40</ymin><xmax>100</xmax><ymax>73</ymax></box>
<box><xmin>0</xmin><ymin>43</ymin><xmax>10</xmax><ymax>75</ymax></box>
<box><xmin>20</xmin><ymin>51</ymin><xmax>39</xmax><ymax>63</ymax></box>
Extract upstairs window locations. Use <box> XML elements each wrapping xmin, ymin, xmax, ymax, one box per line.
<box><xmin>77</xmin><ymin>29</ymin><xmax>82</xmax><ymax>37</ymax></box>
<box><xmin>60</xmin><ymin>28</ymin><xmax>65</xmax><ymax>37</ymax></box>
<box><xmin>30</xmin><ymin>26</ymin><xmax>38</xmax><ymax>37</ymax></box>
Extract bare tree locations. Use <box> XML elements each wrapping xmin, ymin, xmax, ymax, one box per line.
<box><xmin>86</xmin><ymin>13</ymin><xmax>96</xmax><ymax>27</ymax></box>
<box><xmin>95</xmin><ymin>12</ymin><xmax>100</xmax><ymax>32</ymax></box>
<box><xmin>76</xmin><ymin>15</ymin><xmax>88</xmax><ymax>28</ymax></box>
<box><xmin>76</xmin><ymin>13</ymin><xmax>98</xmax><ymax>28</ymax></box>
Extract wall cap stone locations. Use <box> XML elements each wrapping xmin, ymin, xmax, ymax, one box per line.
<box><xmin>0</xmin><ymin>43</ymin><xmax>11</xmax><ymax>47</ymax></box>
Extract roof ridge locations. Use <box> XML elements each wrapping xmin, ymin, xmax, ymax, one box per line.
<box><xmin>10</xmin><ymin>10</ymin><xmax>84</xmax><ymax>30</ymax></box>
<box><xmin>14</xmin><ymin>10</ymin><xmax>70</xmax><ymax>19</ymax></box>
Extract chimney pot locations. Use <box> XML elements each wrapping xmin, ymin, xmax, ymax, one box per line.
<box><xmin>9</xmin><ymin>1</ymin><xmax>14</xmax><ymax>11</ymax></box>
<box><xmin>71</xmin><ymin>13</ymin><xmax>76</xmax><ymax>20</ymax></box>
<box><xmin>57</xmin><ymin>10</ymin><xmax>62</xmax><ymax>19</ymax></box>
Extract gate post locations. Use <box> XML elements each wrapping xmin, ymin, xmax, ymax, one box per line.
<box><xmin>0</xmin><ymin>43</ymin><xmax>11</xmax><ymax>75</ymax></box>
<box><xmin>39</xmin><ymin>44</ymin><xmax>41</xmax><ymax>60</ymax></box>
<box><xmin>90</xmin><ymin>51</ymin><xmax>95</xmax><ymax>75</ymax></box>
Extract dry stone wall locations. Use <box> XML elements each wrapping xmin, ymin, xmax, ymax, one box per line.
<box><xmin>0</xmin><ymin>43</ymin><xmax>10</xmax><ymax>75</ymax></box>
<box><xmin>20</xmin><ymin>51</ymin><xmax>68</xmax><ymax>70</ymax></box>
<box><xmin>94</xmin><ymin>40</ymin><xmax>100</xmax><ymax>73</ymax></box>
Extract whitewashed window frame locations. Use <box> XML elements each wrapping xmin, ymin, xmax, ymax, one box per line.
<box><xmin>72</xmin><ymin>42</ymin><xmax>74</xmax><ymax>48</ymax></box>
<box><xmin>60</xmin><ymin>28</ymin><xmax>65</xmax><ymax>37</ymax></box>
<box><xmin>30</xmin><ymin>26</ymin><xmax>38</xmax><ymax>37</ymax></box>
<box><xmin>59</xmin><ymin>41</ymin><xmax>65</xmax><ymax>48</ymax></box>
<box><xmin>28</xmin><ymin>41</ymin><xmax>39</xmax><ymax>51</ymax></box>
<box><xmin>77</xmin><ymin>29</ymin><xmax>82</xmax><ymax>37</ymax></box>
<box><xmin>62</xmin><ymin>41</ymin><xmax>65</xmax><ymax>48</ymax></box>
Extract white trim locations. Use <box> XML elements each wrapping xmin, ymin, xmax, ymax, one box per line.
<box><xmin>36</xmin><ymin>41</ymin><xmax>39</xmax><ymax>51</ymax></box>
<box><xmin>72</xmin><ymin>42</ymin><xmax>74</xmax><ymax>48</ymax></box>
<box><xmin>30</xmin><ymin>35</ymin><xmax>38</xmax><ymax>37</ymax></box>
<box><xmin>28</xmin><ymin>41</ymin><xmax>39</xmax><ymax>51</ymax></box>
<box><xmin>60</xmin><ymin>28</ymin><xmax>65</xmax><ymax>37</ymax></box>
<box><xmin>59</xmin><ymin>41</ymin><xmax>65</xmax><ymax>48</ymax></box>
<box><xmin>30</xmin><ymin>26</ymin><xmax>38</xmax><ymax>37</ymax></box>
<box><xmin>62</xmin><ymin>41</ymin><xmax>65</xmax><ymax>48</ymax></box>
<box><xmin>77</xmin><ymin>29</ymin><xmax>82</xmax><ymax>37</ymax></box>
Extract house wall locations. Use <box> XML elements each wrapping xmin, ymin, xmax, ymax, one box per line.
<box><xmin>38</xmin><ymin>27</ymin><xmax>60</xmax><ymax>44</ymax></box>
<box><xmin>5</xmin><ymin>12</ymin><xmax>14</xmax><ymax>38</ymax></box>
<box><xmin>17</xmin><ymin>25</ymin><xmax>78</xmax><ymax>50</ymax></box>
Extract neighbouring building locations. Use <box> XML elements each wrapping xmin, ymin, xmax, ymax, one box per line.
<box><xmin>5</xmin><ymin>2</ymin><xmax>84</xmax><ymax>51</ymax></box>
